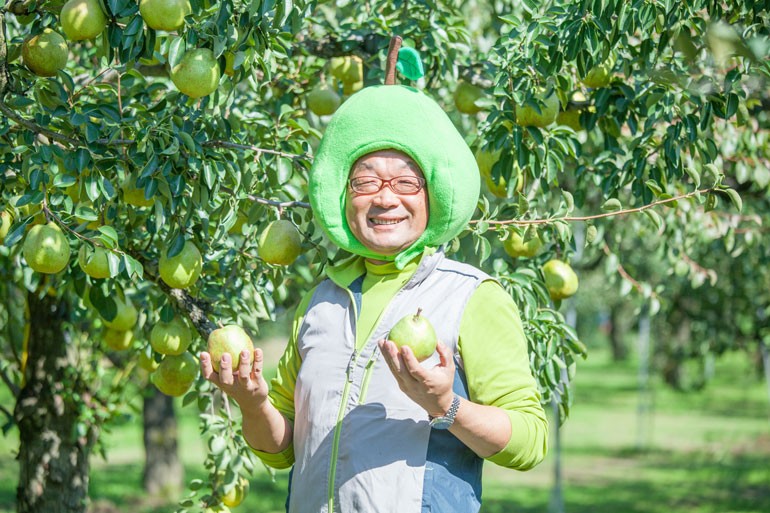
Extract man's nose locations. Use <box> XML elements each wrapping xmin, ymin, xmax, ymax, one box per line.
<box><xmin>371</xmin><ymin>185</ymin><xmax>401</xmax><ymax>206</ymax></box>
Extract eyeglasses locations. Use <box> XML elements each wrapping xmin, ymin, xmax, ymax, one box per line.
<box><xmin>348</xmin><ymin>176</ymin><xmax>426</xmax><ymax>195</ymax></box>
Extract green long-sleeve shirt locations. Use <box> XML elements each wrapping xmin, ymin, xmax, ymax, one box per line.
<box><xmin>252</xmin><ymin>253</ymin><xmax>548</xmax><ymax>470</ymax></box>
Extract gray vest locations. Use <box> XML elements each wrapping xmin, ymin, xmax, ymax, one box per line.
<box><xmin>289</xmin><ymin>250</ymin><xmax>490</xmax><ymax>513</ymax></box>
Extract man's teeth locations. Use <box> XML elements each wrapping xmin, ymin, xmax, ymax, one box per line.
<box><xmin>371</xmin><ymin>218</ymin><xmax>402</xmax><ymax>225</ymax></box>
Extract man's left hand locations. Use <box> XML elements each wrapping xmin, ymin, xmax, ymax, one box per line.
<box><xmin>378</xmin><ymin>339</ymin><xmax>456</xmax><ymax>417</ymax></box>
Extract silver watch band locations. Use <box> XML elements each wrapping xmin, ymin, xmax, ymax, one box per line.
<box><xmin>429</xmin><ymin>394</ymin><xmax>460</xmax><ymax>428</ymax></box>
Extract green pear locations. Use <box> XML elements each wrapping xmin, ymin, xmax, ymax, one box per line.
<box><xmin>258</xmin><ymin>220</ymin><xmax>302</xmax><ymax>266</ymax></box>
<box><xmin>0</xmin><ymin>209</ymin><xmax>13</xmax><ymax>242</ymax></box>
<box><xmin>103</xmin><ymin>328</ymin><xmax>134</xmax><ymax>351</ymax></box>
<box><xmin>388</xmin><ymin>308</ymin><xmax>438</xmax><ymax>362</ymax></box>
<box><xmin>503</xmin><ymin>229</ymin><xmax>542</xmax><ymax>258</ymax></box>
<box><xmin>100</xmin><ymin>294</ymin><xmax>138</xmax><ymax>331</ymax></box>
<box><xmin>22</xmin><ymin>29</ymin><xmax>68</xmax><ymax>77</ymax></box>
<box><xmin>60</xmin><ymin>0</ymin><xmax>107</xmax><ymax>41</ymax></box>
<box><xmin>150</xmin><ymin>316</ymin><xmax>193</xmax><ymax>356</ymax></box>
<box><xmin>542</xmin><ymin>259</ymin><xmax>579</xmax><ymax>300</ymax></box>
<box><xmin>159</xmin><ymin>240</ymin><xmax>203</xmax><ymax>289</ymax></box>
<box><xmin>78</xmin><ymin>244</ymin><xmax>111</xmax><ymax>279</ymax></box>
<box><xmin>138</xmin><ymin>349</ymin><xmax>160</xmax><ymax>372</ymax></box>
<box><xmin>307</xmin><ymin>83</ymin><xmax>341</xmax><ymax>116</ymax></box>
<box><xmin>122</xmin><ymin>178</ymin><xmax>154</xmax><ymax>207</ymax></box>
<box><xmin>207</xmin><ymin>325</ymin><xmax>254</xmax><ymax>372</ymax></box>
<box><xmin>152</xmin><ymin>352</ymin><xmax>198</xmax><ymax>397</ymax></box>
<box><xmin>454</xmin><ymin>81</ymin><xmax>485</xmax><ymax>115</ymax></box>
<box><xmin>22</xmin><ymin>222</ymin><xmax>71</xmax><ymax>274</ymax></box>
<box><xmin>581</xmin><ymin>56</ymin><xmax>615</xmax><ymax>88</ymax></box>
<box><xmin>170</xmin><ymin>48</ymin><xmax>221</xmax><ymax>99</ymax></box>
<box><xmin>329</xmin><ymin>56</ymin><xmax>363</xmax><ymax>84</ymax></box>
<box><xmin>139</xmin><ymin>0</ymin><xmax>191</xmax><ymax>31</ymax></box>
<box><xmin>221</xmin><ymin>476</ymin><xmax>249</xmax><ymax>508</ymax></box>
<box><xmin>516</xmin><ymin>92</ymin><xmax>559</xmax><ymax>128</ymax></box>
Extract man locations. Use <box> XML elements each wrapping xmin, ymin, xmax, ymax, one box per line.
<box><xmin>201</xmin><ymin>84</ymin><xmax>547</xmax><ymax>512</ymax></box>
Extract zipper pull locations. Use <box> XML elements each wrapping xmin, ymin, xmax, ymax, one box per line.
<box><xmin>346</xmin><ymin>351</ymin><xmax>357</xmax><ymax>382</ymax></box>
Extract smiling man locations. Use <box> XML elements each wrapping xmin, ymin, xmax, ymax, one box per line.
<box><xmin>345</xmin><ymin>150</ymin><xmax>428</xmax><ymax>258</ymax></box>
<box><xmin>201</xmin><ymin>84</ymin><xmax>548</xmax><ymax>513</ymax></box>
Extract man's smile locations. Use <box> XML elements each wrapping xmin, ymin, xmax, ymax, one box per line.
<box><xmin>369</xmin><ymin>217</ymin><xmax>406</xmax><ymax>226</ymax></box>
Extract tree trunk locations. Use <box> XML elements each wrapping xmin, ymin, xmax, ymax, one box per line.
<box><xmin>15</xmin><ymin>293</ymin><xmax>98</xmax><ymax>513</ymax></box>
<box><xmin>608</xmin><ymin>305</ymin><xmax>628</xmax><ymax>361</ymax></box>
<box><xmin>142</xmin><ymin>388</ymin><xmax>183</xmax><ymax>498</ymax></box>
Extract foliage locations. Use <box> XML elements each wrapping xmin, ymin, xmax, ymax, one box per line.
<box><xmin>0</xmin><ymin>0</ymin><xmax>768</xmax><ymax>510</ymax></box>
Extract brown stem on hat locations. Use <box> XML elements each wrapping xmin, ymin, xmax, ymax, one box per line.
<box><xmin>384</xmin><ymin>35</ymin><xmax>403</xmax><ymax>85</ymax></box>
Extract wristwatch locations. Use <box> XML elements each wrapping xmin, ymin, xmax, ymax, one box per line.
<box><xmin>429</xmin><ymin>394</ymin><xmax>461</xmax><ymax>430</ymax></box>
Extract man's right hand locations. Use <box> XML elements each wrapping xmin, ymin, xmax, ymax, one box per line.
<box><xmin>200</xmin><ymin>348</ymin><xmax>270</xmax><ymax>410</ymax></box>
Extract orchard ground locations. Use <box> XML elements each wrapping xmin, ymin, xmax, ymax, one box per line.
<box><xmin>0</xmin><ymin>341</ymin><xmax>768</xmax><ymax>513</ymax></box>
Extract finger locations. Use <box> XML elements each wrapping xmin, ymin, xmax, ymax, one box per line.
<box><xmin>219</xmin><ymin>352</ymin><xmax>234</xmax><ymax>386</ymax></box>
<box><xmin>200</xmin><ymin>352</ymin><xmax>221</xmax><ymax>386</ymax></box>
<box><xmin>238</xmin><ymin>350</ymin><xmax>252</xmax><ymax>381</ymax></box>
<box><xmin>399</xmin><ymin>346</ymin><xmax>423</xmax><ymax>381</ymax></box>
<box><xmin>435</xmin><ymin>341</ymin><xmax>455</xmax><ymax>370</ymax></box>
<box><xmin>252</xmin><ymin>347</ymin><xmax>264</xmax><ymax>377</ymax></box>
<box><xmin>379</xmin><ymin>340</ymin><xmax>402</xmax><ymax>375</ymax></box>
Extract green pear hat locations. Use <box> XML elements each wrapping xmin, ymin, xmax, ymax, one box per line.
<box><xmin>309</xmin><ymin>84</ymin><xmax>480</xmax><ymax>268</ymax></box>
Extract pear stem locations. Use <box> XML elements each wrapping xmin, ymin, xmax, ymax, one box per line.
<box><xmin>415</xmin><ymin>307</ymin><xmax>422</xmax><ymax>318</ymax></box>
<box><xmin>384</xmin><ymin>35</ymin><xmax>402</xmax><ymax>85</ymax></box>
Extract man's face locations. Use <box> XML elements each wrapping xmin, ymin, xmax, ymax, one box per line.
<box><xmin>345</xmin><ymin>150</ymin><xmax>429</xmax><ymax>258</ymax></box>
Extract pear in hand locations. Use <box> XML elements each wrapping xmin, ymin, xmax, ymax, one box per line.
<box><xmin>388</xmin><ymin>308</ymin><xmax>438</xmax><ymax>362</ymax></box>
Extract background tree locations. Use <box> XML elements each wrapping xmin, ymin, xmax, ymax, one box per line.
<box><xmin>1</xmin><ymin>1</ymin><xmax>767</xmax><ymax>512</ymax></box>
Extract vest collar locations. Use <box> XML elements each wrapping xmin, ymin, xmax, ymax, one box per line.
<box><xmin>326</xmin><ymin>246</ymin><xmax>444</xmax><ymax>290</ymax></box>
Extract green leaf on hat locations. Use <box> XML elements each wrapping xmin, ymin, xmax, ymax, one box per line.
<box><xmin>396</xmin><ymin>47</ymin><xmax>425</xmax><ymax>80</ymax></box>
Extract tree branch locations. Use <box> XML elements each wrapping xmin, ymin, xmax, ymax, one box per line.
<box><xmin>300</xmin><ymin>32</ymin><xmax>387</xmax><ymax>58</ymax></box>
<box><xmin>0</xmin><ymin>102</ymin><xmax>314</xmax><ymax>161</ymax></box>
<box><xmin>476</xmin><ymin>188</ymin><xmax>717</xmax><ymax>226</ymax></box>
<box><xmin>203</xmin><ymin>140</ymin><xmax>311</xmax><ymax>162</ymax></box>
<box><xmin>0</xmin><ymin>99</ymin><xmax>81</xmax><ymax>146</ymax></box>
<box><xmin>5</xmin><ymin>0</ymin><xmax>37</xmax><ymax>15</ymax></box>
<box><xmin>127</xmin><ymin>251</ymin><xmax>218</xmax><ymax>339</ymax></box>
<box><xmin>602</xmin><ymin>242</ymin><xmax>659</xmax><ymax>300</ymax></box>
<box><xmin>0</xmin><ymin>365</ymin><xmax>19</xmax><ymax>398</ymax></box>
<box><xmin>0</xmin><ymin>11</ymin><xmax>10</xmax><ymax>96</ymax></box>
<box><xmin>0</xmin><ymin>403</ymin><xmax>13</xmax><ymax>424</ymax></box>
<box><xmin>220</xmin><ymin>186</ymin><xmax>311</xmax><ymax>209</ymax></box>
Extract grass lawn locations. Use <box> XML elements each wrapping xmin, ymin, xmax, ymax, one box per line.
<box><xmin>1</xmin><ymin>346</ymin><xmax>768</xmax><ymax>513</ymax></box>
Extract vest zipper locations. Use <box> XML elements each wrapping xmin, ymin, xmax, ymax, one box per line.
<box><xmin>358</xmin><ymin>348</ymin><xmax>380</xmax><ymax>405</ymax></box>
<box><xmin>328</xmin><ymin>289</ymin><xmax>359</xmax><ymax>513</ymax></box>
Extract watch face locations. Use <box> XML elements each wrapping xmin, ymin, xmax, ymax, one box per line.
<box><xmin>430</xmin><ymin>418</ymin><xmax>452</xmax><ymax>430</ymax></box>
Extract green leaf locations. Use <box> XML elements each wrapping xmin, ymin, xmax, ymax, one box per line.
<box><xmin>178</xmin><ymin>131</ymin><xmax>196</xmax><ymax>153</ymax></box>
<box><xmin>167</xmin><ymin>37</ymin><xmax>185</xmax><ymax>69</ymax></box>
<box><xmin>562</xmin><ymin>190</ymin><xmax>574</xmax><ymax>213</ymax></box>
<box><xmin>723</xmin><ymin>188</ymin><xmax>742</xmax><ymax>212</ymax></box>
<box><xmin>601</xmin><ymin>198</ymin><xmax>622</xmax><ymax>212</ymax></box>
<box><xmin>122</xmin><ymin>254</ymin><xmax>144</xmax><ymax>280</ymax></box>
<box><xmin>585</xmin><ymin>225</ymin><xmax>598</xmax><ymax>245</ymax></box>
<box><xmin>3</xmin><ymin>219</ymin><xmax>31</xmax><ymax>248</ymax></box>
<box><xmin>705</xmin><ymin>193</ymin><xmax>718</xmax><ymax>212</ymax></box>
<box><xmin>167</xmin><ymin>232</ymin><xmax>186</xmax><ymax>258</ymax></box>
<box><xmin>97</xmin><ymin>226</ymin><xmax>119</xmax><ymax>249</ymax></box>
<box><xmin>90</xmin><ymin>287</ymin><xmax>117</xmax><ymax>322</ymax></box>
<box><xmin>644</xmin><ymin>209</ymin><xmax>663</xmax><ymax>230</ymax></box>
<box><xmin>684</xmin><ymin>166</ymin><xmax>701</xmax><ymax>188</ymax></box>
<box><xmin>396</xmin><ymin>47</ymin><xmax>425</xmax><ymax>81</ymax></box>
<box><xmin>478</xmin><ymin>236</ymin><xmax>491</xmax><ymax>265</ymax></box>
